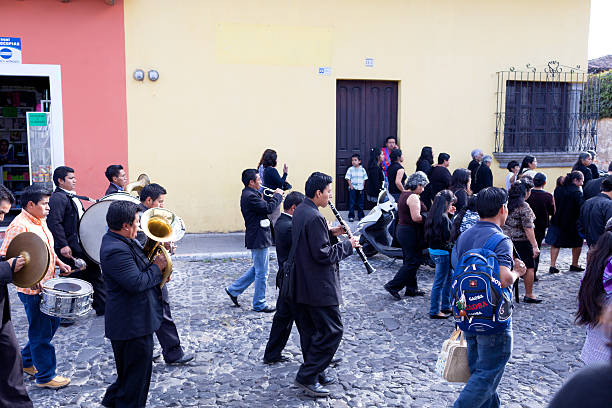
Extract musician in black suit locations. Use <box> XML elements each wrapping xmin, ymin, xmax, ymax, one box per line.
<box><xmin>225</xmin><ymin>169</ymin><xmax>283</xmax><ymax>312</ymax></box>
<box><xmin>100</xmin><ymin>200</ymin><xmax>167</xmax><ymax>408</ymax></box>
<box><xmin>292</xmin><ymin>172</ymin><xmax>357</xmax><ymax>398</ymax></box>
<box><xmin>136</xmin><ymin>183</ymin><xmax>193</xmax><ymax>365</ymax></box>
<box><xmin>47</xmin><ymin>166</ymin><xmax>106</xmax><ymax>316</ymax></box>
<box><xmin>104</xmin><ymin>164</ymin><xmax>127</xmax><ymax>196</ymax></box>
<box><xmin>263</xmin><ymin>191</ymin><xmax>305</xmax><ymax>364</ymax></box>
<box><xmin>0</xmin><ymin>186</ymin><xmax>32</xmax><ymax>408</ymax></box>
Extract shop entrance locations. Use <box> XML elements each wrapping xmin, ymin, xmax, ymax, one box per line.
<box><xmin>0</xmin><ymin>64</ymin><xmax>64</xmax><ymax>227</ymax></box>
<box><xmin>335</xmin><ymin>80</ymin><xmax>398</xmax><ymax>210</ymax></box>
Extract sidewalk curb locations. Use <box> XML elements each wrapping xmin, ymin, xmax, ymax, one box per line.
<box><xmin>174</xmin><ymin>250</ymin><xmax>277</xmax><ymax>262</ymax></box>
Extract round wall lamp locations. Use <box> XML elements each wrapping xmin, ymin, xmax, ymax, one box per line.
<box><xmin>133</xmin><ymin>69</ymin><xmax>145</xmax><ymax>81</ymax></box>
<box><xmin>148</xmin><ymin>70</ymin><xmax>159</xmax><ymax>81</ymax></box>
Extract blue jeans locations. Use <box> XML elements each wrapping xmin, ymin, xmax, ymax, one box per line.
<box><xmin>454</xmin><ymin>326</ymin><xmax>513</xmax><ymax>408</ymax></box>
<box><xmin>348</xmin><ymin>189</ymin><xmax>365</xmax><ymax>219</ymax></box>
<box><xmin>429</xmin><ymin>251</ymin><xmax>452</xmax><ymax>315</ymax></box>
<box><xmin>18</xmin><ymin>293</ymin><xmax>60</xmax><ymax>384</ymax></box>
<box><xmin>227</xmin><ymin>247</ymin><xmax>270</xmax><ymax>311</ymax></box>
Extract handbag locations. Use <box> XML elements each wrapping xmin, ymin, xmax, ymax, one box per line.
<box><xmin>435</xmin><ymin>329</ymin><xmax>470</xmax><ymax>383</ymax></box>
<box><xmin>278</xmin><ymin>218</ymin><xmax>305</xmax><ymax>302</ymax></box>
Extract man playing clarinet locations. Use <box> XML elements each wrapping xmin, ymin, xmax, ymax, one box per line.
<box><xmin>292</xmin><ymin>172</ymin><xmax>358</xmax><ymax>398</ymax></box>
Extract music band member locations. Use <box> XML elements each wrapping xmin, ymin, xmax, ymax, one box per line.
<box><xmin>292</xmin><ymin>172</ymin><xmax>358</xmax><ymax>398</ymax></box>
<box><xmin>100</xmin><ymin>200</ymin><xmax>167</xmax><ymax>407</ymax></box>
<box><xmin>47</xmin><ymin>166</ymin><xmax>106</xmax><ymax>316</ymax></box>
<box><xmin>0</xmin><ymin>186</ymin><xmax>32</xmax><ymax>407</ymax></box>
<box><xmin>104</xmin><ymin>164</ymin><xmax>127</xmax><ymax>196</ymax></box>
<box><xmin>263</xmin><ymin>191</ymin><xmax>305</xmax><ymax>364</ymax></box>
<box><xmin>0</xmin><ymin>185</ymin><xmax>71</xmax><ymax>389</ymax></box>
<box><xmin>225</xmin><ymin>169</ymin><xmax>283</xmax><ymax>312</ymax></box>
<box><xmin>137</xmin><ymin>183</ymin><xmax>194</xmax><ymax>365</ymax></box>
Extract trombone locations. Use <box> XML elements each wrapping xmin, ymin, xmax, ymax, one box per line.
<box><xmin>262</xmin><ymin>186</ymin><xmax>285</xmax><ymax>198</ymax></box>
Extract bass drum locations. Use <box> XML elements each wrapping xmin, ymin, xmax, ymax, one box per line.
<box><xmin>78</xmin><ymin>193</ymin><xmax>141</xmax><ymax>264</ymax></box>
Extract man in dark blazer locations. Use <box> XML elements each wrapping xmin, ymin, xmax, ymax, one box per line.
<box><xmin>47</xmin><ymin>166</ymin><xmax>106</xmax><ymax>316</ymax></box>
<box><xmin>225</xmin><ymin>169</ymin><xmax>283</xmax><ymax>312</ymax></box>
<box><xmin>0</xmin><ymin>186</ymin><xmax>32</xmax><ymax>408</ymax></box>
<box><xmin>263</xmin><ymin>191</ymin><xmax>305</xmax><ymax>364</ymax></box>
<box><xmin>292</xmin><ymin>172</ymin><xmax>357</xmax><ymax>398</ymax></box>
<box><xmin>135</xmin><ymin>183</ymin><xmax>193</xmax><ymax>365</ymax></box>
<box><xmin>100</xmin><ymin>200</ymin><xmax>167</xmax><ymax>408</ymax></box>
<box><xmin>104</xmin><ymin>164</ymin><xmax>127</xmax><ymax>196</ymax></box>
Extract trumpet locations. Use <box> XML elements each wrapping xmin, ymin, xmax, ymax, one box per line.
<box><xmin>262</xmin><ymin>186</ymin><xmax>284</xmax><ymax>198</ymax></box>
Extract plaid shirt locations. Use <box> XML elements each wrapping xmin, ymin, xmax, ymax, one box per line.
<box><xmin>345</xmin><ymin>165</ymin><xmax>368</xmax><ymax>190</ymax></box>
<box><xmin>0</xmin><ymin>210</ymin><xmax>57</xmax><ymax>295</ymax></box>
<box><xmin>381</xmin><ymin>147</ymin><xmax>392</xmax><ymax>174</ymax></box>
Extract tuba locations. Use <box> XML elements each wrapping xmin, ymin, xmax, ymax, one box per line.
<box><xmin>140</xmin><ymin>207</ymin><xmax>186</xmax><ymax>288</ymax></box>
<box><xmin>125</xmin><ymin>173</ymin><xmax>150</xmax><ymax>197</ymax></box>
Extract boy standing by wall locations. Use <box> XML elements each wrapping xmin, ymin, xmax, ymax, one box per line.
<box><xmin>345</xmin><ymin>154</ymin><xmax>368</xmax><ymax>222</ymax></box>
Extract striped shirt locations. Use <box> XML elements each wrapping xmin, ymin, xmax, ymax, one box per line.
<box><xmin>345</xmin><ymin>165</ymin><xmax>368</xmax><ymax>190</ymax></box>
<box><xmin>0</xmin><ymin>209</ymin><xmax>57</xmax><ymax>295</ymax></box>
<box><xmin>381</xmin><ymin>147</ymin><xmax>392</xmax><ymax>174</ymax></box>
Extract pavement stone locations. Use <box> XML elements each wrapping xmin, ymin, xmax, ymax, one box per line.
<box><xmin>8</xmin><ymin>244</ymin><xmax>589</xmax><ymax>407</ymax></box>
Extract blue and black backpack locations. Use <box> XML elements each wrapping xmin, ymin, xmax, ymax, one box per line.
<box><xmin>451</xmin><ymin>232</ymin><xmax>512</xmax><ymax>334</ymax></box>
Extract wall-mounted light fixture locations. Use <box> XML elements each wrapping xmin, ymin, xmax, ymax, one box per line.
<box><xmin>148</xmin><ymin>70</ymin><xmax>159</xmax><ymax>81</ymax></box>
<box><xmin>133</xmin><ymin>69</ymin><xmax>145</xmax><ymax>81</ymax></box>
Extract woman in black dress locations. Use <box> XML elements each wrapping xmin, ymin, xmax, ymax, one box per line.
<box><xmin>546</xmin><ymin>170</ymin><xmax>585</xmax><ymax>273</ymax></box>
<box><xmin>366</xmin><ymin>147</ymin><xmax>385</xmax><ymax>206</ymax></box>
<box><xmin>262</xmin><ymin>149</ymin><xmax>291</xmax><ymax>225</ymax></box>
<box><xmin>449</xmin><ymin>168</ymin><xmax>471</xmax><ymax>213</ymax></box>
<box><xmin>572</xmin><ymin>152</ymin><xmax>594</xmax><ymax>184</ymax></box>
<box><xmin>416</xmin><ymin>146</ymin><xmax>434</xmax><ymax>177</ymax></box>
<box><xmin>387</xmin><ymin>149</ymin><xmax>406</xmax><ymax>202</ymax></box>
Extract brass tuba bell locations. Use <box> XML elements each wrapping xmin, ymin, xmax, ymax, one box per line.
<box><xmin>139</xmin><ymin>207</ymin><xmax>186</xmax><ymax>288</ymax></box>
<box><xmin>125</xmin><ymin>173</ymin><xmax>150</xmax><ymax>197</ymax></box>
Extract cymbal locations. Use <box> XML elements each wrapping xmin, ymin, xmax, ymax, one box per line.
<box><xmin>6</xmin><ymin>232</ymin><xmax>50</xmax><ymax>288</ymax></box>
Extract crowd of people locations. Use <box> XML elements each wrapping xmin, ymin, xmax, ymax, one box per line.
<box><xmin>1</xmin><ymin>140</ymin><xmax>612</xmax><ymax>406</ymax></box>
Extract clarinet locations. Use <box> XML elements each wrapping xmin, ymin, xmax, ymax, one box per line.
<box><xmin>328</xmin><ymin>201</ymin><xmax>376</xmax><ymax>274</ymax></box>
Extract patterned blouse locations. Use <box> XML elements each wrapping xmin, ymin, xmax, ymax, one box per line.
<box><xmin>581</xmin><ymin>258</ymin><xmax>612</xmax><ymax>365</ymax></box>
<box><xmin>502</xmin><ymin>202</ymin><xmax>535</xmax><ymax>242</ymax></box>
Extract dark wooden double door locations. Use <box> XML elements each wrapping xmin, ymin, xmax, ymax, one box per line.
<box><xmin>335</xmin><ymin>80</ymin><xmax>398</xmax><ymax>210</ymax></box>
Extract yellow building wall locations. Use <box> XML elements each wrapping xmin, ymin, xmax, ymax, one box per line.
<box><xmin>123</xmin><ymin>0</ymin><xmax>590</xmax><ymax>232</ymax></box>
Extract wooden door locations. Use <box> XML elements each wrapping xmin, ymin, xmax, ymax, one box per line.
<box><xmin>335</xmin><ymin>80</ymin><xmax>398</xmax><ymax>210</ymax></box>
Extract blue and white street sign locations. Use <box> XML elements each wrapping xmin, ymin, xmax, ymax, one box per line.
<box><xmin>0</xmin><ymin>37</ymin><xmax>22</xmax><ymax>64</ymax></box>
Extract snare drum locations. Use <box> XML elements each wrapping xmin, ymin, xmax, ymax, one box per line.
<box><xmin>40</xmin><ymin>278</ymin><xmax>93</xmax><ymax>318</ymax></box>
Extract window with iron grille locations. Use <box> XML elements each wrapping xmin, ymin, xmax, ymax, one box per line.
<box><xmin>495</xmin><ymin>63</ymin><xmax>600</xmax><ymax>158</ymax></box>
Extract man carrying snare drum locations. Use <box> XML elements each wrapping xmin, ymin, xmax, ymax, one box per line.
<box><xmin>0</xmin><ymin>185</ymin><xmax>72</xmax><ymax>389</ymax></box>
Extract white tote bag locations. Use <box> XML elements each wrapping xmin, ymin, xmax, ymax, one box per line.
<box><xmin>435</xmin><ymin>329</ymin><xmax>471</xmax><ymax>383</ymax></box>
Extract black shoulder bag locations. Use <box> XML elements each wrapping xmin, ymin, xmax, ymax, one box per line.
<box><xmin>278</xmin><ymin>219</ymin><xmax>306</xmax><ymax>302</ymax></box>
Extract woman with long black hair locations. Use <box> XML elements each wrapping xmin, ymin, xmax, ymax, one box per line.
<box><xmin>366</xmin><ymin>147</ymin><xmax>385</xmax><ymax>206</ymax></box>
<box><xmin>449</xmin><ymin>168</ymin><xmax>471</xmax><ymax>213</ymax></box>
<box><xmin>261</xmin><ymin>149</ymin><xmax>291</xmax><ymax>225</ymax></box>
<box><xmin>519</xmin><ymin>155</ymin><xmax>538</xmax><ymax>179</ymax></box>
<box><xmin>416</xmin><ymin>146</ymin><xmax>434</xmax><ymax>177</ymax></box>
<box><xmin>572</xmin><ymin>152</ymin><xmax>594</xmax><ymax>184</ymax></box>
<box><xmin>425</xmin><ymin>190</ymin><xmax>456</xmax><ymax>318</ymax></box>
<box><xmin>576</xmin><ymin>220</ymin><xmax>612</xmax><ymax>366</ymax></box>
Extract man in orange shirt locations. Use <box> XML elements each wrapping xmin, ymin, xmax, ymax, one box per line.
<box><xmin>0</xmin><ymin>185</ymin><xmax>71</xmax><ymax>389</ymax></box>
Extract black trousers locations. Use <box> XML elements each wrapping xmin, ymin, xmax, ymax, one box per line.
<box><xmin>533</xmin><ymin>227</ymin><xmax>546</xmax><ymax>274</ymax></box>
<box><xmin>62</xmin><ymin>254</ymin><xmax>106</xmax><ymax>315</ymax></box>
<box><xmin>294</xmin><ymin>304</ymin><xmax>343</xmax><ymax>385</ymax></box>
<box><xmin>0</xmin><ymin>320</ymin><xmax>33</xmax><ymax>408</ymax></box>
<box><xmin>263</xmin><ymin>295</ymin><xmax>295</xmax><ymax>361</ymax></box>
<box><xmin>385</xmin><ymin>224</ymin><xmax>420</xmax><ymax>292</ymax></box>
<box><xmin>156</xmin><ymin>285</ymin><xmax>184</xmax><ymax>363</ymax></box>
<box><xmin>102</xmin><ymin>334</ymin><xmax>153</xmax><ymax>408</ymax></box>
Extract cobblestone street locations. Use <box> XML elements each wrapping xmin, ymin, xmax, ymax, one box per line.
<box><xmin>11</xmin><ymin>245</ymin><xmax>588</xmax><ymax>408</ymax></box>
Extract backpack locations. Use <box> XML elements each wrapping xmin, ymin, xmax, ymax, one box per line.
<box><xmin>451</xmin><ymin>232</ymin><xmax>512</xmax><ymax>334</ymax></box>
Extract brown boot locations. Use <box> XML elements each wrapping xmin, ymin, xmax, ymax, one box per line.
<box><xmin>36</xmin><ymin>376</ymin><xmax>71</xmax><ymax>389</ymax></box>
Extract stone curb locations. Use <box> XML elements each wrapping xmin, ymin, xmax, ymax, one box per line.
<box><xmin>174</xmin><ymin>250</ymin><xmax>277</xmax><ymax>262</ymax></box>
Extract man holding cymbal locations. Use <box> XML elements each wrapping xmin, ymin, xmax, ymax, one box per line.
<box><xmin>0</xmin><ymin>185</ymin><xmax>72</xmax><ymax>390</ymax></box>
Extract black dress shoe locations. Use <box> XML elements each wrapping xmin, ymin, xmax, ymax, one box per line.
<box><xmin>330</xmin><ymin>356</ymin><xmax>343</xmax><ymax>366</ymax></box>
<box><xmin>263</xmin><ymin>355</ymin><xmax>291</xmax><ymax>365</ymax></box>
<box><xmin>440</xmin><ymin>309</ymin><xmax>453</xmax><ymax>315</ymax></box>
<box><xmin>318</xmin><ymin>372</ymin><xmax>336</xmax><ymax>386</ymax></box>
<box><xmin>254</xmin><ymin>305</ymin><xmax>276</xmax><ymax>313</ymax></box>
<box><xmin>549</xmin><ymin>266</ymin><xmax>560</xmax><ymax>274</ymax></box>
<box><xmin>523</xmin><ymin>296</ymin><xmax>543</xmax><ymax>304</ymax></box>
<box><xmin>384</xmin><ymin>284</ymin><xmax>401</xmax><ymax>300</ymax></box>
<box><xmin>405</xmin><ymin>289</ymin><xmax>425</xmax><ymax>297</ymax></box>
<box><xmin>429</xmin><ymin>312</ymin><xmax>452</xmax><ymax>319</ymax></box>
<box><xmin>569</xmin><ymin>265</ymin><xmax>584</xmax><ymax>272</ymax></box>
<box><xmin>294</xmin><ymin>380</ymin><xmax>330</xmax><ymax>398</ymax></box>
<box><xmin>225</xmin><ymin>288</ymin><xmax>240</xmax><ymax>307</ymax></box>
<box><xmin>167</xmin><ymin>353</ymin><xmax>194</xmax><ymax>365</ymax></box>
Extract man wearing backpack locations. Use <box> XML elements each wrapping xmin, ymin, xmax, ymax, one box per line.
<box><xmin>452</xmin><ymin>187</ymin><xmax>527</xmax><ymax>408</ymax></box>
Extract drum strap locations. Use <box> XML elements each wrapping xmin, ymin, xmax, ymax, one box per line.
<box><xmin>10</xmin><ymin>257</ymin><xmax>17</xmax><ymax>273</ymax></box>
